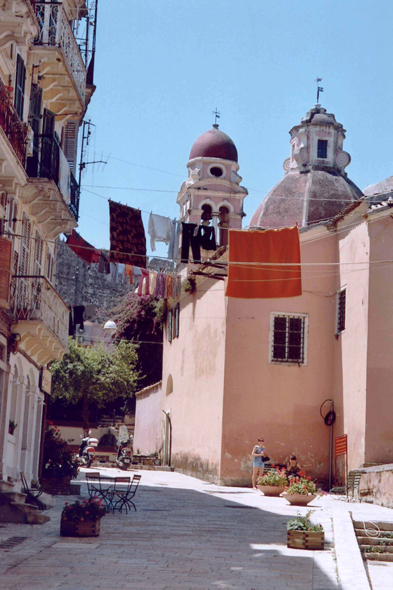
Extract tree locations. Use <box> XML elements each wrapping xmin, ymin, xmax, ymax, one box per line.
<box><xmin>113</xmin><ymin>293</ymin><xmax>164</xmax><ymax>389</ymax></box>
<box><xmin>50</xmin><ymin>338</ymin><xmax>139</xmax><ymax>431</ymax></box>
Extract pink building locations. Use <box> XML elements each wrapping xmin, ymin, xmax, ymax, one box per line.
<box><xmin>143</xmin><ymin>106</ymin><xmax>393</xmax><ymax>487</ymax></box>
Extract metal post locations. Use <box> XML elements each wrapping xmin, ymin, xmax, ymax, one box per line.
<box><xmin>329</xmin><ymin>400</ymin><xmax>334</xmax><ymax>490</ymax></box>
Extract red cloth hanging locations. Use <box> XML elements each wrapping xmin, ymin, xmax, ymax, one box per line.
<box><xmin>109</xmin><ymin>201</ymin><xmax>147</xmax><ymax>267</ymax></box>
<box><xmin>226</xmin><ymin>227</ymin><xmax>302</xmax><ymax>299</ymax></box>
<box><xmin>66</xmin><ymin>230</ymin><xmax>100</xmax><ymax>265</ymax></box>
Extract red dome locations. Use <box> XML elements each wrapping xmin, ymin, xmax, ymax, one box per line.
<box><xmin>189</xmin><ymin>126</ymin><xmax>238</xmax><ymax>162</ymax></box>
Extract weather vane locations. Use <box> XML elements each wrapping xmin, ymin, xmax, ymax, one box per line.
<box><xmin>315</xmin><ymin>78</ymin><xmax>323</xmax><ymax>103</ymax></box>
<box><xmin>212</xmin><ymin>108</ymin><xmax>220</xmax><ymax>127</ymax></box>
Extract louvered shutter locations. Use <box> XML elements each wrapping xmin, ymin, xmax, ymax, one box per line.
<box><xmin>0</xmin><ymin>237</ymin><xmax>12</xmax><ymax>309</ymax></box>
<box><xmin>62</xmin><ymin>120</ymin><xmax>79</xmax><ymax>173</ymax></box>
<box><xmin>14</xmin><ymin>54</ymin><xmax>26</xmax><ymax>120</ymax></box>
<box><xmin>34</xmin><ymin>231</ymin><xmax>43</xmax><ymax>276</ymax></box>
<box><xmin>18</xmin><ymin>215</ymin><xmax>31</xmax><ymax>309</ymax></box>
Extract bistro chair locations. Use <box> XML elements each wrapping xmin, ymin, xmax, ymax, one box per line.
<box><xmin>111</xmin><ymin>474</ymin><xmax>141</xmax><ymax>514</ymax></box>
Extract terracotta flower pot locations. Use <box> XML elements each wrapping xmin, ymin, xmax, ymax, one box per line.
<box><xmin>283</xmin><ymin>493</ymin><xmax>317</xmax><ymax>506</ymax></box>
<box><xmin>257</xmin><ymin>485</ymin><xmax>286</xmax><ymax>497</ymax></box>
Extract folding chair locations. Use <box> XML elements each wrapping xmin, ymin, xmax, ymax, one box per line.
<box><xmin>85</xmin><ymin>472</ymin><xmax>102</xmax><ymax>499</ymax></box>
<box><xmin>20</xmin><ymin>472</ymin><xmax>44</xmax><ymax>511</ymax></box>
<box><xmin>111</xmin><ymin>474</ymin><xmax>141</xmax><ymax>514</ymax></box>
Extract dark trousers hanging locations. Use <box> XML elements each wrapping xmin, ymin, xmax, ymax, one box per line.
<box><xmin>198</xmin><ymin>225</ymin><xmax>216</xmax><ymax>251</ymax></box>
<box><xmin>181</xmin><ymin>223</ymin><xmax>201</xmax><ymax>262</ymax></box>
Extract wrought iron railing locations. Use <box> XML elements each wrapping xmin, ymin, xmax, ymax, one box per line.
<box><xmin>0</xmin><ymin>78</ymin><xmax>27</xmax><ymax>165</ymax></box>
<box><xmin>28</xmin><ymin>0</ymin><xmax>37</xmax><ymax>9</ymax></box>
<box><xmin>35</xmin><ymin>2</ymin><xmax>86</xmax><ymax>103</ymax></box>
<box><xmin>26</xmin><ymin>133</ymin><xmax>79</xmax><ymax>220</ymax></box>
<box><xmin>10</xmin><ymin>276</ymin><xmax>69</xmax><ymax>349</ymax></box>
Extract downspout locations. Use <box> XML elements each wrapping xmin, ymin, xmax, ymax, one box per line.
<box><xmin>162</xmin><ymin>410</ymin><xmax>172</xmax><ymax>466</ymax></box>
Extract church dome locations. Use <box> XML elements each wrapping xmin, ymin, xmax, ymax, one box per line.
<box><xmin>249</xmin><ymin>105</ymin><xmax>363</xmax><ymax>229</ymax></box>
<box><xmin>250</xmin><ymin>169</ymin><xmax>363</xmax><ymax>228</ymax></box>
<box><xmin>189</xmin><ymin>125</ymin><xmax>238</xmax><ymax>162</ymax></box>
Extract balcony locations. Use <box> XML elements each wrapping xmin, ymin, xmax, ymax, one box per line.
<box><xmin>0</xmin><ymin>1</ymin><xmax>39</xmax><ymax>49</ymax></box>
<box><xmin>10</xmin><ymin>276</ymin><xmax>69</xmax><ymax>364</ymax></box>
<box><xmin>0</xmin><ymin>78</ymin><xmax>27</xmax><ymax>166</ymax></box>
<box><xmin>32</xmin><ymin>2</ymin><xmax>86</xmax><ymax>111</ymax></box>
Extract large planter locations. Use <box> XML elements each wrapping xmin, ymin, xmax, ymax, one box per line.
<box><xmin>257</xmin><ymin>485</ymin><xmax>286</xmax><ymax>497</ymax></box>
<box><xmin>60</xmin><ymin>518</ymin><xmax>101</xmax><ymax>537</ymax></box>
<box><xmin>287</xmin><ymin>530</ymin><xmax>324</xmax><ymax>550</ymax></box>
<box><xmin>283</xmin><ymin>493</ymin><xmax>317</xmax><ymax>506</ymax></box>
<box><xmin>42</xmin><ymin>476</ymin><xmax>72</xmax><ymax>495</ymax></box>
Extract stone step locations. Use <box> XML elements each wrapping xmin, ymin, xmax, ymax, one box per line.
<box><xmin>26</xmin><ymin>511</ymin><xmax>50</xmax><ymax>525</ymax></box>
<box><xmin>357</xmin><ymin>536</ymin><xmax>393</xmax><ymax>545</ymax></box>
<box><xmin>0</xmin><ymin>480</ymin><xmax>14</xmax><ymax>492</ymax></box>
<box><xmin>10</xmin><ymin>501</ymin><xmax>38</xmax><ymax>513</ymax></box>
<box><xmin>360</xmin><ymin>545</ymin><xmax>393</xmax><ymax>553</ymax></box>
<box><xmin>2</xmin><ymin>491</ymin><xmax>27</xmax><ymax>503</ymax></box>
<box><xmin>353</xmin><ymin>521</ymin><xmax>393</xmax><ymax>532</ymax></box>
<box><xmin>364</xmin><ymin>553</ymin><xmax>393</xmax><ymax>562</ymax></box>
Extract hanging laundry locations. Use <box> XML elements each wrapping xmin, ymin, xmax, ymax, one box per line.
<box><xmin>68</xmin><ymin>311</ymin><xmax>75</xmax><ymax>336</ymax></box>
<box><xmin>137</xmin><ymin>268</ymin><xmax>149</xmax><ymax>296</ymax></box>
<box><xmin>155</xmin><ymin>272</ymin><xmax>166</xmax><ymax>299</ymax></box>
<box><xmin>149</xmin><ymin>270</ymin><xmax>157</xmax><ymax>295</ymax></box>
<box><xmin>226</xmin><ymin>227</ymin><xmax>302</xmax><ymax>299</ymax></box>
<box><xmin>73</xmin><ymin>305</ymin><xmax>85</xmax><ymax>330</ymax></box>
<box><xmin>117</xmin><ymin>263</ymin><xmax>125</xmax><ymax>283</ymax></box>
<box><xmin>66</xmin><ymin>230</ymin><xmax>100</xmax><ymax>265</ymax></box>
<box><xmin>181</xmin><ymin>222</ymin><xmax>201</xmax><ymax>262</ymax></box>
<box><xmin>98</xmin><ymin>251</ymin><xmax>110</xmax><ymax>274</ymax></box>
<box><xmin>148</xmin><ymin>213</ymin><xmax>173</xmax><ymax>251</ymax></box>
<box><xmin>84</xmin><ymin>304</ymin><xmax>97</xmax><ymax>320</ymax></box>
<box><xmin>125</xmin><ymin>264</ymin><xmax>133</xmax><ymax>284</ymax></box>
<box><xmin>199</xmin><ymin>225</ymin><xmax>216</xmax><ymax>251</ymax></box>
<box><xmin>109</xmin><ymin>201</ymin><xmax>146</xmax><ymax>267</ymax></box>
<box><xmin>133</xmin><ymin>266</ymin><xmax>142</xmax><ymax>278</ymax></box>
<box><xmin>168</xmin><ymin>219</ymin><xmax>181</xmax><ymax>260</ymax></box>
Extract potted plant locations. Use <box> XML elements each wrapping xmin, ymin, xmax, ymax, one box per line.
<box><xmin>60</xmin><ymin>497</ymin><xmax>106</xmax><ymax>537</ymax></box>
<box><xmin>283</xmin><ymin>471</ymin><xmax>319</xmax><ymax>505</ymax></box>
<box><xmin>42</xmin><ymin>423</ymin><xmax>79</xmax><ymax>494</ymax></box>
<box><xmin>287</xmin><ymin>511</ymin><xmax>324</xmax><ymax>550</ymax></box>
<box><xmin>257</xmin><ymin>466</ymin><xmax>288</xmax><ymax>496</ymax></box>
<box><xmin>8</xmin><ymin>420</ymin><xmax>17</xmax><ymax>435</ymax></box>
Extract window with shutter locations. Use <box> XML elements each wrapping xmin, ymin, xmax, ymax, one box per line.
<box><xmin>336</xmin><ymin>288</ymin><xmax>346</xmax><ymax>335</ymax></box>
<box><xmin>19</xmin><ymin>214</ymin><xmax>31</xmax><ymax>276</ymax></box>
<box><xmin>62</xmin><ymin>120</ymin><xmax>79</xmax><ymax>173</ymax></box>
<box><xmin>0</xmin><ymin>237</ymin><xmax>13</xmax><ymax>309</ymax></box>
<box><xmin>33</xmin><ymin>231</ymin><xmax>43</xmax><ymax>276</ymax></box>
<box><xmin>168</xmin><ymin>309</ymin><xmax>173</xmax><ymax>343</ymax></box>
<box><xmin>46</xmin><ymin>251</ymin><xmax>54</xmax><ymax>283</ymax></box>
<box><xmin>14</xmin><ymin>54</ymin><xmax>26</xmax><ymax>120</ymax></box>
<box><xmin>174</xmin><ymin>303</ymin><xmax>180</xmax><ymax>339</ymax></box>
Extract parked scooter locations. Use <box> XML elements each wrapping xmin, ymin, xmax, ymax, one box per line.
<box><xmin>115</xmin><ymin>424</ymin><xmax>132</xmax><ymax>470</ymax></box>
<box><xmin>116</xmin><ymin>440</ymin><xmax>132</xmax><ymax>470</ymax></box>
<box><xmin>76</xmin><ymin>434</ymin><xmax>98</xmax><ymax>468</ymax></box>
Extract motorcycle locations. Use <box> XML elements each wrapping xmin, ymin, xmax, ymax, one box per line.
<box><xmin>76</xmin><ymin>435</ymin><xmax>98</xmax><ymax>468</ymax></box>
<box><xmin>116</xmin><ymin>440</ymin><xmax>132</xmax><ymax>470</ymax></box>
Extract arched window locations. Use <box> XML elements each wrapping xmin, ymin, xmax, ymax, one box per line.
<box><xmin>201</xmin><ymin>204</ymin><xmax>212</xmax><ymax>223</ymax></box>
<box><xmin>218</xmin><ymin>206</ymin><xmax>230</xmax><ymax>246</ymax></box>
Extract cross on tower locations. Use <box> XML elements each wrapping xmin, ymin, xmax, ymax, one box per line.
<box><xmin>315</xmin><ymin>78</ymin><xmax>323</xmax><ymax>104</ymax></box>
<box><xmin>212</xmin><ymin>108</ymin><xmax>220</xmax><ymax>127</ymax></box>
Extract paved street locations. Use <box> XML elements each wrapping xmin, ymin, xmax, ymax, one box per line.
<box><xmin>0</xmin><ymin>468</ymin><xmax>392</xmax><ymax>590</ymax></box>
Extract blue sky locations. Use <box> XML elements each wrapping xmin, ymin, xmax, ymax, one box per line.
<box><xmin>77</xmin><ymin>0</ymin><xmax>393</xmax><ymax>260</ymax></box>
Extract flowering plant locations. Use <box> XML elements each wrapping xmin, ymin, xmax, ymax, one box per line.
<box><xmin>285</xmin><ymin>471</ymin><xmax>318</xmax><ymax>495</ymax></box>
<box><xmin>61</xmin><ymin>497</ymin><xmax>105</xmax><ymax>523</ymax></box>
<box><xmin>257</xmin><ymin>467</ymin><xmax>288</xmax><ymax>487</ymax></box>
<box><xmin>287</xmin><ymin>510</ymin><xmax>324</xmax><ymax>532</ymax></box>
<box><xmin>43</xmin><ymin>423</ymin><xmax>78</xmax><ymax>479</ymax></box>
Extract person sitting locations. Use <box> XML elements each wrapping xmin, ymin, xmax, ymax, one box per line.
<box><xmin>286</xmin><ymin>455</ymin><xmax>302</xmax><ymax>476</ymax></box>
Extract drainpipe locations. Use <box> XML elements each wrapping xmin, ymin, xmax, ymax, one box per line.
<box><xmin>162</xmin><ymin>411</ymin><xmax>172</xmax><ymax>466</ymax></box>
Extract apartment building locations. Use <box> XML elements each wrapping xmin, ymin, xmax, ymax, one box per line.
<box><xmin>0</xmin><ymin>0</ymin><xmax>97</xmax><ymax>490</ymax></box>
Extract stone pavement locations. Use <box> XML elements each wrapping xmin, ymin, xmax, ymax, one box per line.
<box><xmin>0</xmin><ymin>468</ymin><xmax>391</xmax><ymax>590</ymax></box>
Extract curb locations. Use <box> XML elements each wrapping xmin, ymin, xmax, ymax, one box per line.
<box><xmin>333</xmin><ymin>508</ymin><xmax>371</xmax><ymax>590</ymax></box>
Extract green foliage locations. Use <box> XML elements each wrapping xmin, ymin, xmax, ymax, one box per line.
<box><xmin>61</xmin><ymin>497</ymin><xmax>106</xmax><ymax>522</ymax></box>
<box><xmin>257</xmin><ymin>467</ymin><xmax>288</xmax><ymax>487</ymax></box>
<box><xmin>182</xmin><ymin>277</ymin><xmax>196</xmax><ymax>294</ymax></box>
<box><xmin>50</xmin><ymin>338</ymin><xmax>139</xmax><ymax>427</ymax></box>
<box><xmin>287</xmin><ymin>511</ymin><xmax>324</xmax><ymax>532</ymax></box>
<box><xmin>113</xmin><ymin>293</ymin><xmax>164</xmax><ymax>388</ymax></box>
<box><xmin>43</xmin><ymin>424</ymin><xmax>78</xmax><ymax>479</ymax></box>
<box><xmin>285</xmin><ymin>472</ymin><xmax>318</xmax><ymax>495</ymax></box>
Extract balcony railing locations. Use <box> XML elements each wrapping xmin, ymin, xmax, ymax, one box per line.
<box><xmin>10</xmin><ymin>276</ymin><xmax>69</xmax><ymax>349</ymax></box>
<box><xmin>29</xmin><ymin>0</ymin><xmax>36</xmax><ymax>9</ymax></box>
<box><xmin>35</xmin><ymin>2</ymin><xmax>86</xmax><ymax>103</ymax></box>
<box><xmin>26</xmin><ymin>133</ymin><xmax>79</xmax><ymax>220</ymax></box>
<box><xmin>0</xmin><ymin>78</ymin><xmax>27</xmax><ymax>165</ymax></box>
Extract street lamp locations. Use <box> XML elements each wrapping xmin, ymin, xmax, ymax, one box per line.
<box><xmin>103</xmin><ymin>320</ymin><xmax>117</xmax><ymax>336</ymax></box>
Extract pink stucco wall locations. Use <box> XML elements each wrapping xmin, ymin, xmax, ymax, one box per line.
<box><xmin>161</xmin><ymin>279</ymin><xmax>227</xmax><ymax>480</ymax></box>
<box><xmin>221</xmin><ymin>231</ymin><xmax>342</xmax><ymax>485</ymax></box>
<box><xmin>365</xmin><ymin>215</ymin><xmax>393</xmax><ymax>465</ymax></box>
<box><xmin>134</xmin><ymin>382</ymin><xmax>162</xmax><ymax>455</ymax></box>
